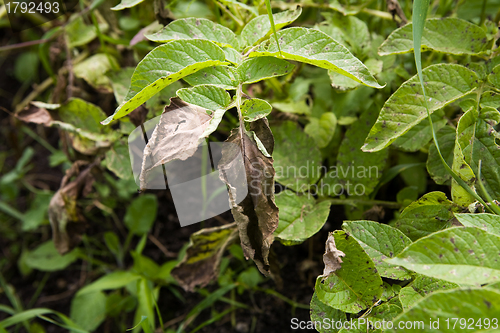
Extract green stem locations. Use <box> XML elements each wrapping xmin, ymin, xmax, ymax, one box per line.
<box><xmin>256</xmin><ymin>287</ymin><xmax>310</xmax><ymax>309</ymax></box>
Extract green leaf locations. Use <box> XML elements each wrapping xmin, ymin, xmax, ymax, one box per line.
<box><xmin>103</xmin><ymin>140</ymin><xmax>133</xmax><ymax>179</ymax></box>
<box><xmin>427</xmin><ymin>126</ymin><xmax>455</xmax><ymax>185</ymax></box>
<box><xmin>379</xmin><ymin>18</ymin><xmax>490</xmax><ymax>56</ymax></box>
<box><xmin>146</xmin><ymin>18</ymin><xmax>238</xmax><ymax>48</ymax></box>
<box><xmin>124</xmin><ymin>195</ymin><xmax>158</xmax><ymax>235</ymax></box>
<box><xmin>389</xmin><ymin>288</ymin><xmax>500</xmax><ymax>333</ymax></box>
<box><xmin>183</xmin><ymin>66</ymin><xmax>238</xmax><ymax>90</ymax></box>
<box><xmin>386</xmin><ymin>227</ymin><xmax>500</xmax><ymax>285</ymax></box>
<box><xmin>77</xmin><ymin>271</ymin><xmax>142</xmax><ymax>296</ymax></box>
<box><xmin>66</xmin><ymin>16</ymin><xmax>98</xmax><ymax>48</ymax></box>
<box><xmin>70</xmin><ymin>291</ymin><xmax>107</xmax><ymax>332</ymax></box>
<box><xmin>319</xmin><ymin>12</ymin><xmax>370</xmax><ymax>56</ymax></box>
<box><xmin>241</xmin><ymin>98</ymin><xmax>272</xmax><ymax>122</ymax></box>
<box><xmin>24</xmin><ymin>241</ymin><xmax>79</xmax><ymax>272</ymax></box>
<box><xmin>222</xmin><ymin>47</ymin><xmax>242</xmax><ymax>65</ymax></box>
<box><xmin>488</xmin><ymin>64</ymin><xmax>500</xmax><ymax>88</ymax></box>
<box><xmin>304</xmin><ymin>112</ymin><xmax>337</xmax><ymax>148</ymax></box>
<box><xmin>315</xmin><ymin>230</ymin><xmax>383</xmax><ymax>313</ymax></box>
<box><xmin>240</xmin><ymin>6</ymin><xmax>302</xmax><ymax>49</ymax></box>
<box><xmin>272</xmin><ymin>121</ymin><xmax>322</xmax><ymax>192</ymax></box>
<box><xmin>452</xmin><ymin>107</ymin><xmax>500</xmax><ymax>205</ymax></box>
<box><xmin>176</xmin><ymin>84</ymin><xmax>231</xmax><ymax>111</ymax></box>
<box><xmin>392</xmin><ymin>109</ymin><xmax>447</xmax><ymax>152</ymax></box>
<box><xmin>111</xmin><ymin>0</ymin><xmax>145</xmax><ymax>10</ymax></box>
<box><xmin>250</xmin><ymin>27</ymin><xmax>383</xmax><ymax>89</ymax></box>
<box><xmin>274</xmin><ymin>190</ymin><xmax>331</xmax><ymax>245</ymax></box>
<box><xmin>107</xmin><ymin>67</ymin><xmax>135</xmax><ymax>104</ymax></box>
<box><xmin>73</xmin><ymin>54</ymin><xmax>118</xmax><ymax>92</ymax></box>
<box><xmin>328</xmin><ymin>58</ymin><xmax>383</xmax><ymax>91</ymax></box>
<box><xmin>322</xmin><ymin>108</ymin><xmax>388</xmax><ymax>197</ymax></box>
<box><xmin>398</xmin><ymin>275</ymin><xmax>459</xmax><ymax>311</ymax></box>
<box><xmin>362</xmin><ymin>64</ymin><xmax>478</xmax><ymax>152</ymax></box>
<box><xmin>236</xmin><ymin>57</ymin><xmax>294</xmax><ymax>84</ymax></box>
<box><xmin>309</xmin><ymin>292</ymin><xmax>346</xmax><ymax>333</ymax></box>
<box><xmin>393</xmin><ymin>192</ymin><xmax>458</xmax><ymax>241</ymax></box>
<box><xmin>342</xmin><ymin>220</ymin><xmax>413</xmax><ymax>280</ymax></box>
<box><xmin>451</xmin><ymin>109</ymin><xmax>478</xmax><ymax>206</ymax></box>
<box><xmin>102</xmin><ymin>40</ymin><xmax>227</xmax><ymax>124</ymax></box>
<box><xmin>454</xmin><ymin>213</ymin><xmax>500</xmax><ymax>236</ymax></box>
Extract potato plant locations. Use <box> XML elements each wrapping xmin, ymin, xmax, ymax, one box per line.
<box><xmin>1</xmin><ymin>0</ymin><xmax>500</xmax><ymax>332</ymax></box>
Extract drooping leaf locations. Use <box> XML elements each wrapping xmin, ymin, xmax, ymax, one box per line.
<box><xmin>56</xmin><ymin>98</ymin><xmax>118</xmax><ymax>155</ymax></box>
<box><xmin>309</xmin><ymin>292</ymin><xmax>346</xmax><ymax>333</ymax></box>
<box><xmin>24</xmin><ymin>241</ymin><xmax>79</xmax><ymax>271</ymax></box>
<box><xmin>236</xmin><ymin>57</ymin><xmax>294</xmax><ymax>84</ymax></box>
<box><xmin>342</xmin><ymin>220</ymin><xmax>412</xmax><ymax>280</ymax></box>
<box><xmin>102</xmin><ymin>40</ymin><xmax>227</xmax><ymax>124</ymax></box>
<box><xmin>183</xmin><ymin>66</ymin><xmax>238</xmax><ymax>90</ymax></box>
<box><xmin>146</xmin><ymin>18</ymin><xmax>238</xmax><ymax>48</ymax></box>
<box><xmin>328</xmin><ymin>58</ymin><xmax>383</xmax><ymax>91</ymax></box>
<box><xmin>274</xmin><ymin>191</ymin><xmax>331</xmax><ymax>245</ymax></box>
<box><xmin>451</xmin><ymin>109</ymin><xmax>478</xmax><ymax>206</ymax></box>
<box><xmin>315</xmin><ymin>230</ymin><xmax>383</xmax><ymax>313</ymax></box>
<box><xmin>73</xmin><ymin>54</ymin><xmax>118</xmax><ymax>92</ymax></box>
<box><xmin>389</xmin><ymin>288</ymin><xmax>500</xmax><ymax>333</ymax></box>
<box><xmin>241</xmin><ymin>98</ymin><xmax>272</xmax><ymax>122</ymax></box>
<box><xmin>70</xmin><ymin>291</ymin><xmax>107</xmax><ymax>332</ymax></box>
<box><xmin>250</xmin><ymin>27</ymin><xmax>383</xmax><ymax>89</ymax></box>
<box><xmin>386</xmin><ymin>227</ymin><xmax>500</xmax><ymax>285</ymax></box>
<box><xmin>272</xmin><ymin>121</ymin><xmax>322</xmax><ymax>192</ymax></box>
<box><xmin>391</xmin><ymin>109</ymin><xmax>446</xmax><ymax>152</ymax></box>
<box><xmin>218</xmin><ymin>119</ymin><xmax>279</xmax><ymax>275</ymax></box>
<box><xmin>124</xmin><ymin>194</ymin><xmax>158</xmax><ymax>235</ymax></box>
<box><xmin>454</xmin><ymin>213</ymin><xmax>500</xmax><ymax>236</ymax></box>
<box><xmin>362</xmin><ymin>64</ymin><xmax>478</xmax><ymax>152</ymax></box>
<box><xmin>322</xmin><ymin>232</ymin><xmax>345</xmax><ymax>277</ymax></box>
<box><xmin>171</xmin><ymin>223</ymin><xmax>238</xmax><ymax>291</ymax></box>
<box><xmin>322</xmin><ymin>108</ymin><xmax>388</xmax><ymax>197</ymax></box>
<box><xmin>452</xmin><ymin>107</ymin><xmax>500</xmax><ymax>205</ymax></box>
<box><xmin>49</xmin><ymin>161</ymin><xmax>96</xmax><ymax>254</ymax></box>
<box><xmin>398</xmin><ymin>275</ymin><xmax>460</xmax><ymax>311</ymax></box>
<box><xmin>176</xmin><ymin>84</ymin><xmax>232</xmax><ymax>111</ymax></box>
<box><xmin>393</xmin><ymin>192</ymin><xmax>458</xmax><ymax>241</ymax></box>
<box><xmin>304</xmin><ymin>112</ymin><xmax>337</xmax><ymax>148</ymax></box>
<box><xmin>139</xmin><ymin>99</ymin><xmax>212</xmax><ymax>190</ymax></box>
<box><xmin>240</xmin><ymin>6</ymin><xmax>302</xmax><ymax>49</ymax></box>
<box><xmin>379</xmin><ymin>18</ymin><xmax>490</xmax><ymax>56</ymax></box>
<box><xmin>111</xmin><ymin>0</ymin><xmax>146</xmax><ymax>10</ymax></box>
<box><xmin>426</xmin><ymin>126</ymin><xmax>455</xmax><ymax>185</ymax></box>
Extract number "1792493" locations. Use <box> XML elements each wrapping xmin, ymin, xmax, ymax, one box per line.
<box><xmin>6</xmin><ymin>1</ymin><xmax>59</xmax><ymax>14</ymax></box>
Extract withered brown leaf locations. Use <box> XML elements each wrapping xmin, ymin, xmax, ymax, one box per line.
<box><xmin>218</xmin><ymin>118</ymin><xmax>279</xmax><ymax>275</ymax></box>
<box><xmin>140</xmin><ymin>98</ymin><xmax>212</xmax><ymax>189</ymax></box>
<box><xmin>171</xmin><ymin>223</ymin><xmax>238</xmax><ymax>292</ymax></box>
<box><xmin>49</xmin><ymin>161</ymin><xmax>96</xmax><ymax>254</ymax></box>
<box><xmin>322</xmin><ymin>232</ymin><xmax>346</xmax><ymax>276</ymax></box>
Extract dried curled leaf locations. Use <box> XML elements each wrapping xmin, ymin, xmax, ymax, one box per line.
<box><xmin>49</xmin><ymin>161</ymin><xmax>97</xmax><ymax>254</ymax></box>
<box><xmin>139</xmin><ymin>98</ymin><xmax>212</xmax><ymax>190</ymax></box>
<box><xmin>322</xmin><ymin>232</ymin><xmax>346</xmax><ymax>276</ymax></box>
<box><xmin>172</xmin><ymin>223</ymin><xmax>238</xmax><ymax>292</ymax></box>
<box><xmin>218</xmin><ymin>119</ymin><xmax>279</xmax><ymax>275</ymax></box>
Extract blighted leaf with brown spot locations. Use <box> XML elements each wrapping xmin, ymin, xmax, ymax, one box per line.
<box><xmin>172</xmin><ymin>223</ymin><xmax>238</xmax><ymax>292</ymax></box>
<box><xmin>139</xmin><ymin>98</ymin><xmax>212</xmax><ymax>190</ymax></box>
<box><xmin>49</xmin><ymin>161</ymin><xmax>97</xmax><ymax>254</ymax></box>
<box><xmin>218</xmin><ymin>119</ymin><xmax>279</xmax><ymax>275</ymax></box>
<box><xmin>322</xmin><ymin>232</ymin><xmax>345</xmax><ymax>276</ymax></box>
<box><xmin>16</xmin><ymin>103</ymin><xmax>55</xmax><ymax>126</ymax></box>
